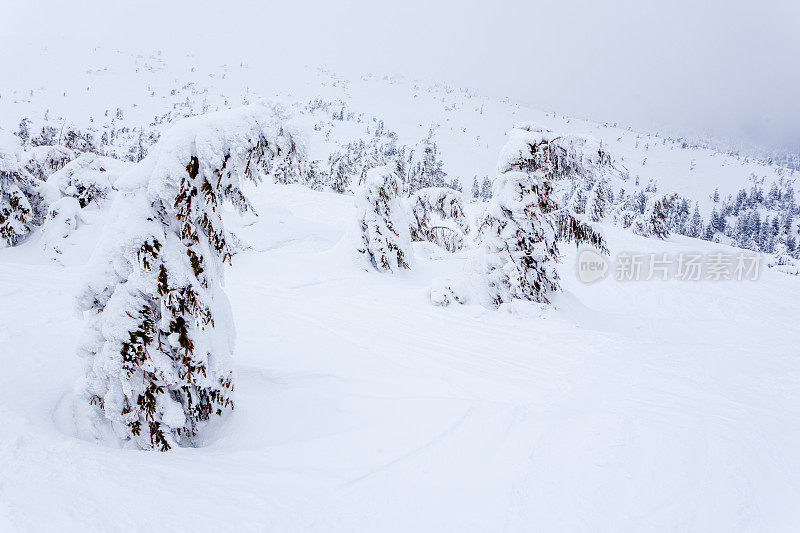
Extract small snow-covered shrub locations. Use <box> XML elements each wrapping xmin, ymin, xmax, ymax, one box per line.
<box><xmin>263</xmin><ymin>122</ymin><xmax>308</xmax><ymax>185</ymax></box>
<box><xmin>616</xmin><ymin>193</ymin><xmax>673</xmax><ymax>239</ymax></box>
<box><xmin>49</xmin><ymin>153</ymin><xmax>130</xmax><ymax>208</ymax></box>
<box><xmin>41</xmin><ymin>196</ymin><xmax>83</xmax><ymax>258</ymax></box>
<box><xmin>77</xmin><ymin>106</ymin><xmax>286</xmax><ymax>451</ymax></box>
<box><xmin>22</xmin><ymin>144</ymin><xmax>75</xmax><ymax>181</ymax></box>
<box><xmin>429</xmin><ymin>277</ymin><xmax>467</xmax><ymax>307</ymax></box>
<box><xmin>408</xmin><ymin>187</ymin><xmax>470</xmax><ymax>252</ymax></box>
<box><xmin>768</xmin><ymin>243</ymin><xmax>800</xmax><ymax>275</ymax></box>
<box><xmin>0</xmin><ymin>135</ymin><xmax>45</xmax><ymax>246</ymax></box>
<box><xmin>356</xmin><ymin>165</ymin><xmax>413</xmax><ymax>272</ymax></box>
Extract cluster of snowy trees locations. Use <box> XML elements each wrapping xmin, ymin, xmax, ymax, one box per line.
<box><xmin>356</xmin><ymin>123</ymin><xmax>608</xmax><ymax>305</ymax></box>
<box><xmin>1</xmin><ymin>119</ymin><xmax>142</xmax><ymax>251</ymax></box>
<box><xmin>325</xmin><ymin>125</ymin><xmax>460</xmax><ymax>196</ymax></box>
<box><xmin>471</xmin><ymin>176</ymin><xmax>494</xmax><ymax>200</ymax></box>
<box><xmin>6</xmin><ymin>100</ymin><xmax>800</xmax><ymax>450</ymax></box>
<box><xmin>652</xmin><ymin>179</ymin><xmax>800</xmax><ymax>259</ymax></box>
<box><xmin>3</xmin><ymin>105</ymin><xmax>313</xmax><ymax>451</ymax></box>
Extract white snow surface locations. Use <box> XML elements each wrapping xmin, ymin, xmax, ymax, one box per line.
<box><xmin>1</xmin><ymin>46</ymin><xmax>800</xmax><ymax>532</ymax></box>
<box><xmin>1</xmin><ymin>178</ymin><xmax>799</xmax><ymax>531</ymax></box>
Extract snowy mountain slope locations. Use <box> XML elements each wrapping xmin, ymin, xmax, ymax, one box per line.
<box><xmin>2</xmin><ymin>178</ymin><xmax>799</xmax><ymax>531</ymax></box>
<box><xmin>3</xmin><ymin>43</ymin><xmax>800</xmax><ymax>532</ymax></box>
<box><xmin>1</xmin><ymin>46</ymin><xmax>796</xmax><ymax>206</ymax></box>
<box><xmin>5</xmin><ymin>46</ymin><xmax>800</xmax><ymax>263</ymax></box>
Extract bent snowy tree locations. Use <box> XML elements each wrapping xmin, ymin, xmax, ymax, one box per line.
<box><xmin>479</xmin><ymin>125</ymin><xmax>607</xmax><ymax>306</ymax></box>
<box><xmin>407</xmin><ymin>187</ymin><xmax>470</xmax><ymax>252</ymax></box>
<box><xmin>77</xmin><ymin>106</ymin><xmax>294</xmax><ymax>451</ymax></box>
<box><xmin>356</xmin><ymin>165</ymin><xmax>413</xmax><ymax>272</ymax></box>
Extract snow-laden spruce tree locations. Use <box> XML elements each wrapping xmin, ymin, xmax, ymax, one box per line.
<box><xmin>508</xmin><ymin>121</ymin><xmax>614</xmax><ymax>182</ymax></box>
<box><xmin>77</xmin><ymin>106</ymin><xmax>288</xmax><ymax>451</ymax></box>
<box><xmin>584</xmin><ymin>177</ymin><xmax>610</xmax><ymax>222</ymax></box>
<box><xmin>406</xmin><ymin>127</ymin><xmax>447</xmax><ymax>193</ymax></box>
<box><xmin>408</xmin><ymin>187</ymin><xmax>470</xmax><ymax>252</ymax></box>
<box><xmin>328</xmin><ymin>152</ymin><xmax>352</xmax><ymax>194</ymax></box>
<box><xmin>0</xmin><ymin>133</ymin><xmax>46</xmax><ymax>247</ymax></box>
<box><xmin>267</xmin><ymin>124</ymin><xmax>308</xmax><ymax>185</ymax></box>
<box><xmin>565</xmin><ymin>185</ymin><xmax>587</xmax><ymax>214</ymax></box>
<box><xmin>356</xmin><ymin>165</ymin><xmax>413</xmax><ymax>272</ymax></box>
<box><xmin>479</xmin><ymin>170</ymin><xmax>560</xmax><ymax>305</ymax></box>
<box><xmin>615</xmin><ymin>193</ymin><xmax>674</xmax><ymax>239</ymax></box>
<box><xmin>637</xmin><ymin>195</ymin><xmax>673</xmax><ymax>239</ymax></box>
<box><xmin>48</xmin><ymin>153</ymin><xmax>130</xmax><ymax>207</ymax></box>
<box><xmin>478</xmin><ymin>125</ymin><xmax>606</xmax><ymax>306</ymax></box>
<box><xmin>22</xmin><ymin>144</ymin><xmax>75</xmax><ymax>181</ymax></box>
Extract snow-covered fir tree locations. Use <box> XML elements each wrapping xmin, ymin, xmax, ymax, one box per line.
<box><xmin>262</xmin><ymin>123</ymin><xmax>308</xmax><ymax>185</ymax></box>
<box><xmin>471</xmin><ymin>177</ymin><xmax>480</xmax><ymax>199</ymax></box>
<box><xmin>480</xmin><ymin>176</ymin><xmax>493</xmax><ymax>199</ymax></box>
<box><xmin>584</xmin><ymin>177</ymin><xmax>610</xmax><ymax>222</ymax></box>
<box><xmin>355</xmin><ymin>165</ymin><xmax>413</xmax><ymax>272</ymax></box>
<box><xmin>566</xmin><ymin>185</ymin><xmax>587</xmax><ymax>214</ymax></box>
<box><xmin>478</xmin><ymin>125</ymin><xmax>607</xmax><ymax>306</ymax></box>
<box><xmin>407</xmin><ymin>187</ymin><xmax>470</xmax><ymax>252</ymax></box>
<box><xmin>328</xmin><ymin>152</ymin><xmax>351</xmax><ymax>193</ymax></box>
<box><xmin>77</xmin><ymin>106</ymin><xmax>289</xmax><ymax>451</ymax></box>
<box><xmin>48</xmin><ymin>153</ymin><xmax>130</xmax><ymax>208</ymax></box>
<box><xmin>479</xmin><ymin>170</ymin><xmax>560</xmax><ymax>305</ymax></box>
<box><xmin>407</xmin><ymin>127</ymin><xmax>447</xmax><ymax>192</ymax></box>
<box><xmin>22</xmin><ymin>144</ymin><xmax>75</xmax><ymax>181</ymax></box>
<box><xmin>632</xmin><ymin>195</ymin><xmax>673</xmax><ymax>239</ymax></box>
<box><xmin>0</xmin><ymin>134</ymin><xmax>46</xmax><ymax>246</ymax></box>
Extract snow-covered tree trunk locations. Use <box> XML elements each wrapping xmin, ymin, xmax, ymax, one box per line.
<box><xmin>356</xmin><ymin>165</ymin><xmax>413</xmax><ymax>272</ymax></box>
<box><xmin>77</xmin><ymin>106</ymin><xmax>289</xmax><ymax>450</ymax></box>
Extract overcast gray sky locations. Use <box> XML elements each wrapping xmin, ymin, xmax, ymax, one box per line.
<box><xmin>4</xmin><ymin>0</ymin><xmax>800</xmax><ymax>151</ymax></box>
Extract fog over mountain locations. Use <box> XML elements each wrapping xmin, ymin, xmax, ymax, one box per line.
<box><xmin>4</xmin><ymin>0</ymin><xmax>799</xmax><ymax>152</ymax></box>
